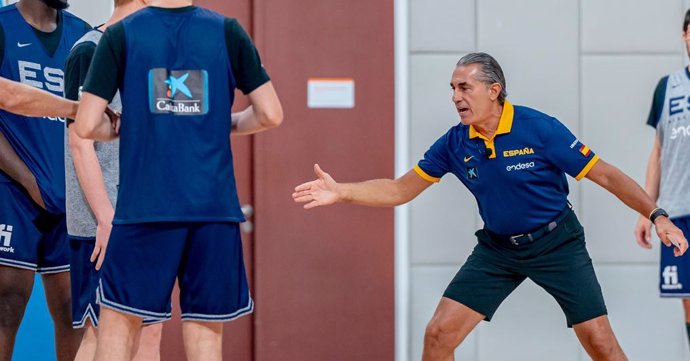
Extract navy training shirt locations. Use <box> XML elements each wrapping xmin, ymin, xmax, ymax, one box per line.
<box><xmin>83</xmin><ymin>6</ymin><xmax>269</xmax><ymax>224</ymax></box>
<box><xmin>0</xmin><ymin>4</ymin><xmax>90</xmax><ymax>213</ymax></box>
<box><xmin>415</xmin><ymin>101</ymin><xmax>600</xmax><ymax>235</ymax></box>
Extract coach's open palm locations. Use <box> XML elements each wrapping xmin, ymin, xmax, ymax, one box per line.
<box><xmin>293</xmin><ymin>164</ymin><xmax>340</xmax><ymax>209</ymax></box>
<box><xmin>654</xmin><ymin>217</ymin><xmax>689</xmax><ymax>257</ymax></box>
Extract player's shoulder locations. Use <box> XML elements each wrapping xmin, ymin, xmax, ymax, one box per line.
<box><xmin>0</xmin><ymin>3</ymin><xmax>18</xmax><ymax>16</ymax></box>
<box><xmin>62</xmin><ymin>10</ymin><xmax>91</xmax><ymax>29</ymax></box>
<box><xmin>67</xmin><ymin>36</ymin><xmax>98</xmax><ymax>63</ymax></box>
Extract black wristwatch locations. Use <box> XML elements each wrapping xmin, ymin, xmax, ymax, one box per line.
<box><xmin>649</xmin><ymin>208</ymin><xmax>669</xmax><ymax>224</ymax></box>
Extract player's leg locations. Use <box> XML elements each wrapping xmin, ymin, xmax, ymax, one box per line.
<box><xmin>42</xmin><ymin>271</ymin><xmax>84</xmax><ymax>361</ymax></box>
<box><xmin>95</xmin><ymin>223</ymin><xmax>183</xmax><ymax>361</ymax></box>
<box><xmin>95</xmin><ymin>308</ymin><xmax>142</xmax><ymax>361</ymax></box>
<box><xmin>0</xmin><ymin>183</ymin><xmax>49</xmax><ymax>360</ymax></box>
<box><xmin>683</xmin><ymin>299</ymin><xmax>690</xmax><ymax>348</ymax></box>
<box><xmin>0</xmin><ymin>266</ymin><xmax>34</xmax><ymax>361</ymax></box>
<box><xmin>179</xmin><ymin>222</ymin><xmax>252</xmax><ymax>361</ymax></box>
<box><xmin>40</xmin><ymin>215</ymin><xmax>83</xmax><ymax>361</ymax></box>
<box><xmin>74</xmin><ymin>322</ymin><xmax>97</xmax><ymax>361</ymax></box>
<box><xmin>183</xmin><ymin>321</ymin><xmax>223</xmax><ymax>361</ymax></box>
<box><xmin>422</xmin><ymin>298</ymin><xmax>484</xmax><ymax>361</ymax></box>
<box><xmin>69</xmin><ymin>236</ymin><xmax>101</xmax><ymax>361</ymax></box>
<box><xmin>423</xmin><ymin>230</ymin><xmax>526</xmax><ymax>361</ymax></box>
<box><xmin>131</xmin><ymin>323</ymin><xmax>163</xmax><ymax>361</ymax></box>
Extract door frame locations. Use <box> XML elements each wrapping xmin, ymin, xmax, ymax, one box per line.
<box><xmin>394</xmin><ymin>0</ymin><xmax>410</xmax><ymax>360</ymax></box>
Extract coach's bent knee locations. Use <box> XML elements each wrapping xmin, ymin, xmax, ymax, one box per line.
<box><xmin>423</xmin><ymin>318</ymin><xmax>460</xmax><ymax>352</ymax></box>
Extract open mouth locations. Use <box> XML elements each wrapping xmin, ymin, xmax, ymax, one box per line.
<box><xmin>457</xmin><ymin>107</ymin><xmax>469</xmax><ymax>116</ymax></box>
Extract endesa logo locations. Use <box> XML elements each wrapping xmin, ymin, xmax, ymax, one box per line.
<box><xmin>506</xmin><ymin>162</ymin><xmax>535</xmax><ymax>172</ymax></box>
<box><xmin>670</xmin><ymin>125</ymin><xmax>690</xmax><ymax>140</ymax></box>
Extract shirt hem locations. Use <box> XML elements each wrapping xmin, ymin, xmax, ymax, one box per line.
<box><xmin>112</xmin><ymin>216</ymin><xmax>245</xmax><ymax>225</ymax></box>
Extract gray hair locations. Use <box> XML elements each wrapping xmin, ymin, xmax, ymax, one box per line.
<box><xmin>456</xmin><ymin>53</ymin><xmax>507</xmax><ymax>104</ymax></box>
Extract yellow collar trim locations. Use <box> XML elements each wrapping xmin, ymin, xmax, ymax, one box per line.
<box><xmin>469</xmin><ymin>100</ymin><xmax>514</xmax><ymax>140</ymax></box>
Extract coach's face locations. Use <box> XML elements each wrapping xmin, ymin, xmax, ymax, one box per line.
<box><xmin>450</xmin><ymin>64</ymin><xmax>499</xmax><ymax>126</ymax></box>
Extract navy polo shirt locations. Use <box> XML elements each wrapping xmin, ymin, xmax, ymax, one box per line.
<box><xmin>415</xmin><ymin>101</ymin><xmax>599</xmax><ymax>235</ymax></box>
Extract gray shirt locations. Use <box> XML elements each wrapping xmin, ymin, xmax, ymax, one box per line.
<box><xmin>65</xmin><ymin>30</ymin><xmax>121</xmax><ymax>237</ymax></box>
<box><xmin>654</xmin><ymin>68</ymin><xmax>690</xmax><ymax>219</ymax></box>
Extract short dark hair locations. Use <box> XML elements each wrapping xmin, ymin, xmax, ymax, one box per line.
<box><xmin>684</xmin><ymin>8</ymin><xmax>690</xmax><ymax>32</ymax></box>
<box><xmin>456</xmin><ymin>52</ymin><xmax>507</xmax><ymax>104</ymax></box>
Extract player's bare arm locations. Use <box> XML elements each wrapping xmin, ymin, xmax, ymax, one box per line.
<box><xmin>74</xmin><ymin>92</ymin><xmax>117</xmax><ymax>141</ymax></box>
<box><xmin>0</xmin><ymin>130</ymin><xmax>46</xmax><ymax>209</ymax></box>
<box><xmin>634</xmin><ymin>134</ymin><xmax>662</xmax><ymax>249</ymax></box>
<box><xmin>231</xmin><ymin>81</ymin><xmax>283</xmax><ymax>136</ymax></box>
<box><xmin>67</xmin><ymin>126</ymin><xmax>114</xmax><ymax>270</ymax></box>
<box><xmin>293</xmin><ymin>164</ymin><xmax>432</xmax><ymax>209</ymax></box>
<box><xmin>0</xmin><ymin>77</ymin><xmax>79</xmax><ymax>119</ymax></box>
<box><xmin>586</xmin><ymin>158</ymin><xmax>687</xmax><ymax>256</ymax></box>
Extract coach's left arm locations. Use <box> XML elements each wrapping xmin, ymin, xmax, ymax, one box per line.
<box><xmin>586</xmin><ymin>159</ymin><xmax>688</xmax><ymax>256</ymax></box>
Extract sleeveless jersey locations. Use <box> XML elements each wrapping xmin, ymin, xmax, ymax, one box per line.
<box><xmin>114</xmin><ymin>7</ymin><xmax>244</xmax><ymax>223</ymax></box>
<box><xmin>655</xmin><ymin>68</ymin><xmax>690</xmax><ymax>218</ymax></box>
<box><xmin>0</xmin><ymin>4</ymin><xmax>89</xmax><ymax>214</ymax></box>
<box><xmin>65</xmin><ymin>30</ymin><xmax>121</xmax><ymax>237</ymax></box>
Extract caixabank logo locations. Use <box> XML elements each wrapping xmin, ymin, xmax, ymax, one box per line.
<box><xmin>148</xmin><ymin>68</ymin><xmax>208</xmax><ymax>116</ymax></box>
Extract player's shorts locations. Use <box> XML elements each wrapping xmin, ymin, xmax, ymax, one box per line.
<box><xmin>98</xmin><ymin>222</ymin><xmax>252</xmax><ymax>322</ymax></box>
<box><xmin>0</xmin><ymin>182</ymin><xmax>69</xmax><ymax>274</ymax></box>
<box><xmin>70</xmin><ymin>236</ymin><xmax>163</xmax><ymax>328</ymax></box>
<box><xmin>443</xmin><ymin>209</ymin><xmax>607</xmax><ymax>327</ymax></box>
<box><xmin>70</xmin><ymin>236</ymin><xmax>99</xmax><ymax>328</ymax></box>
<box><xmin>659</xmin><ymin>215</ymin><xmax>690</xmax><ymax>297</ymax></box>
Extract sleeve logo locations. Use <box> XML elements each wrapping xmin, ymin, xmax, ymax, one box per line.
<box><xmin>579</xmin><ymin>144</ymin><xmax>591</xmax><ymax>157</ymax></box>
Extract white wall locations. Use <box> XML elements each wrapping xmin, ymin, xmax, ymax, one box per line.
<box><xmin>406</xmin><ymin>0</ymin><xmax>689</xmax><ymax>360</ymax></box>
<box><xmin>2</xmin><ymin>0</ymin><xmax>112</xmax><ymax>25</ymax></box>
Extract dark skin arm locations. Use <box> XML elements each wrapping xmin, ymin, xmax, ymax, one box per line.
<box><xmin>0</xmin><ymin>130</ymin><xmax>45</xmax><ymax>209</ymax></box>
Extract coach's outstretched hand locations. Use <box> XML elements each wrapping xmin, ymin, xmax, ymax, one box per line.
<box><xmin>654</xmin><ymin>217</ymin><xmax>689</xmax><ymax>257</ymax></box>
<box><xmin>293</xmin><ymin>164</ymin><xmax>340</xmax><ymax>209</ymax></box>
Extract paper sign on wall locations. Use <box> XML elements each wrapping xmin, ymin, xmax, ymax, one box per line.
<box><xmin>307</xmin><ymin>78</ymin><xmax>355</xmax><ymax>109</ymax></box>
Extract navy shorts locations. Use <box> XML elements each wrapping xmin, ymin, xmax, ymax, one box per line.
<box><xmin>69</xmin><ymin>236</ymin><xmax>100</xmax><ymax>328</ymax></box>
<box><xmin>70</xmin><ymin>236</ymin><xmax>162</xmax><ymax>328</ymax></box>
<box><xmin>660</xmin><ymin>215</ymin><xmax>690</xmax><ymax>297</ymax></box>
<box><xmin>0</xmin><ymin>182</ymin><xmax>69</xmax><ymax>273</ymax></box>
<box><xmin>443</xmin><ymin>210</ymin><xmax>607</xmax><ymax>327</ymax></box>
<box><xmin>99</xmin><ymin>222</ymin><xmax>252</xmax><ymax>322</ymax></box>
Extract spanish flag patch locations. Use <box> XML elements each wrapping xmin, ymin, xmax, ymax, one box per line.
<box><xmin>579</xmin><ymin>144</ymin><xmax>591</xmax><ymax>157</ymax></box>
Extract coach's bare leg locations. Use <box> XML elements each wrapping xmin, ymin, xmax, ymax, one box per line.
<box><xmin>573</xmin><ymin>315</ymin><xmax>627</xmax><ymax>361</ymax></box>
<box><xmin>74</xmin><ymin>322</ymin><xmax>98</xmax><ymax>361</ymax></box>
<box><xmin>95</xmin><ymin>308</ymin><xmax>141</xmax><ymax>361</ymax></box>
<box><xmin>43</xmin><ymin>272</ymin><xmax>83</xmax><ymax>361</ymax></box>
<box><xmin>183</xmin><ymin>321</ymin><xmax>223</xmax><ymax>361</ymax></box>
<box><xmin>0</xmin><ymin>266</ymin><xmax>34</xmax><ymax>361</ymax></box>
<box><xmin>132</xmin><ymin>323</ymin><xmax>163</xmax><ymax>361</ymax></box>
<box><xmin>422</xmin><ymin>297</ymin><xmax>484</xmax><ymax>361</ymax></box>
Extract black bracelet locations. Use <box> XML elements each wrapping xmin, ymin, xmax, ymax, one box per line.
<box><xmin>649</xmin><ymin>207</ymin><xmax>669</xmax><ymax>224</ymax></box>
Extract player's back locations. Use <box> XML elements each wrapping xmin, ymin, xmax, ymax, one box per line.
<box><xmin>114</xmin><ymin>6</ymin><xmax>244</xmax><ymax>224</ymax></box>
